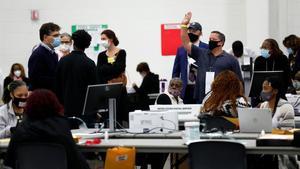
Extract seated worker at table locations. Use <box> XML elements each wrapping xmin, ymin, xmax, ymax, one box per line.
<box><xmin>132</xmin><ymin>62</ymin><xmax>159</xmax><ymax>110</ymax></box>
<box><xmin>248</xmin><ymin>77</ymin><xmax>297</xmax><ymax>169</ymax></box>
<box><xmin>4</xmin><ymin>89</ymin><xmax>90</xmax><ymax>169</ymax></box>
<box><xmin>200</xmin><ymin>70</ymin><xmax>249</xmax><ymax>131</ymax></box>
<box><xmin>137</xmin><ymin>78</ymin><xmax>182</xmax><ymax>169</ymax></box>
<box><xmin>0</xmin><ymin>80</ymin><xmax>28</xmax><ymax>138</ymax></box>
<box><xmin>155</xmin><ymin>77</ymin><xmax>184</xmax><ymax>105</ymax></box>
<box><xmin>260</xmin><ymin>76</ymin><xmax>295</xmax><ymax>129</ymax></box>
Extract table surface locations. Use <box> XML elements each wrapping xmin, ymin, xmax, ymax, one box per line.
<box><xmin>0</xmin><ymin>130</ymin><xmax>298</xmax><ymax>155</ymax></box>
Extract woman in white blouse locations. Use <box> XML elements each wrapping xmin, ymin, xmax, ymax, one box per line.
<box><xmin>260</xmin><ymin>77</ymin><xmax>295</xmax><ymax>129</ymax></box>
<box><xmin>0</xmin><ymin>80</ymin><xmax>28</xmax><ymax>138</ymax></box>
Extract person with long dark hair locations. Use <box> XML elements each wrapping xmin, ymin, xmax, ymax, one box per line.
<box><xmin>97</xmin><ymin>29</ymin><xmax>129</xmax><ymax>125</ymax></box>
<box><xmin>0</xmin><ymin>80</ymin><xmax>28</xmax><ymax>138</ymax></box>
<box><xmin>249</xmin><ymin>77</ymin><xmax>297</xmax><ymax>169</ymax></box>
<box><xmin>4</xmin><ymin>89</ymin><xmax>90</xmax><ymax>169</ymax></box>
<box><xmin>260</xmin><ymin>77</ymin><xmax>294</xmax><ymax>128</ymax></box>
<box><xmin>283</xmin><ymin>34</ymin><xmax>300</xmax><ymax>78</ymax></box>
<box><xmin>253</xmin><ymin>38</ymin><xmax>292</xmax><ymax>106</ymax></box>
<box><xmin>97</xmin><ymin>29</ymin><xmax>126</xmax><ymax>85</ymax></box>
<box><xmin>3</xmin><ymin>63</ymin><xmax>30</xmax><ymax>91</ymax></box>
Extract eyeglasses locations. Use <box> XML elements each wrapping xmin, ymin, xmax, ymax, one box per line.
<box><xmin>61</xmin><ymin>41</ymin><xmax>71</xmax><ymax>44</ymax></box>
<box><xmin>170</xmin><ymin>83</ymin><xmax>182</xmax><ymax>88</ymax></box>
<box><xmin>49</xmin><ymin>33</ymin><xmax>60</xmax><ymax>38</ymax></box>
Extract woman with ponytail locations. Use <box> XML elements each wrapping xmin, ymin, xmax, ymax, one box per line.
<box><xmin>0</xmin><ymin>80</ymin><xmax>28</xmax><ymax>138</ymax></box>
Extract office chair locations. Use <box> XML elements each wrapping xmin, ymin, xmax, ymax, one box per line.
<box><xmin>16</xmin><ymin>143</ymin><xmax>67</xmax><ymax>169</ymax></box>
<box><xmin>188</xmin><ymin>140</ymin><xmax>247</xmax><ymax>169</ymax></box>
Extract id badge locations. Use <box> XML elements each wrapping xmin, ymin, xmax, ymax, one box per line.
<box><xmin>205</xmin><ymin>72</ymin><xmax>215</xmax><ymax>94</ymax></box>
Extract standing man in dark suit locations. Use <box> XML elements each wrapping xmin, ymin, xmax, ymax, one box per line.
<box><xmin>28</xmin><ymin>22</ymin><xmax>61</xmax><ymax>92</ymax></box>
<box><xmin>172</xmin><ymin>22</ymin><xmax>208</xmax><ymax>104</ymax></box>
<box><xmin>56</xmin><ymin>30</ymin><xmax>98</xmax><ymax>120</ymax></box>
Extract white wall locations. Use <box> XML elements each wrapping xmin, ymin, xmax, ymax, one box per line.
<box><xmin>0</xmin><ymin>0</ymin><xmax>299</xmax><ymax>85</ymax></box>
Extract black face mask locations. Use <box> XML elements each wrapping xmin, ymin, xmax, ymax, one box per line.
<box><xmin>188</xmin><ymin>33</ymin><xmax>199</xmax><ymax>43</ymax></box>
<box><xmin>12</xmin><ymin>97</ymin><xmax>27</xmax><ymax>108</ymax></box>
<box><xmin>233</xmin><ymin>50</ymin><xmax>243</xmax><ymax>58</ymax></box>
<box><xmin>209</xmin><ymin>40</ymin><xmax>220</xmax><ymax>50</ymax></box>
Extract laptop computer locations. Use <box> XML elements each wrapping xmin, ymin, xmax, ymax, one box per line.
<box><xmin>238</xmin><ymin>108</ymin><xmax>272</xmax><ymax>133</ymax></box>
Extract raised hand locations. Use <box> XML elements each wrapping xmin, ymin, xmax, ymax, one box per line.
<box><xmin>181</xmin><ymin>12</ymin><xmax>192</xmax><ymax>25</ymax></box>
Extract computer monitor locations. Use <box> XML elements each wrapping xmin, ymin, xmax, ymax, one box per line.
<box><xmin>82</xmin><ymin>83</ymin><xmax>123</xmax><ymax>131</ymax></box>
<box><xmin>249</xmin><ymin>71</ymin><xmax>284</xmax><ymax>97</ymax></box>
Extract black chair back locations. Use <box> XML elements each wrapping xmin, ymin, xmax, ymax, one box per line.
<box><xmin>16</xmin><ymin>143</ymin><xmax>67</xmax><ymax>169</ymax></box>
<box><xmin>188</xmin><ymin>140</ymin><xmax>247</xmax><ymax>169</ymax></box>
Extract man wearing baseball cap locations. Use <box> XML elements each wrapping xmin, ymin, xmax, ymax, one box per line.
<box><xmin>172</xmin><ymin>21</ymin><xmax>208</xmax><ymax>104</ymax></box>
<box><xmin>180</xmin><ymin>12</ymin><xmax>243</xmax><ymax>103</ymax></box>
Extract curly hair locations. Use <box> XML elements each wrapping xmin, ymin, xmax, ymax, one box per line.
<box><xmin>201</xmin><ymin>70</ymin><xmax>246</xmax><ymax>116</ymax></box>
<box><xmin>72</xmin><ymin>29</ymin><xmax>91</xmax><ymax>50</ymax></box>
<box><xmin>25</xmin><ymin>89</ymin><xmax>64</xmax><ymax>120</ymax></box>
<box><xmin>283</xmin><ymin>34</ymin><xmax>300</xmax><ymax>51</ymax></box>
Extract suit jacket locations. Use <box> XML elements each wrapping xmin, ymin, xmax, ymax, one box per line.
<box><xmin>172</xmin><ymin>42</ymin><xmax>208</xmax><ymax>98</ymax></box>
<box><xmin>28</xmin><ymin>44</ymin><xmax>58</xmax><ymax>92</ymax></box>
<box><xmin>55</xmin><ymin>51</ymin><xmax>98</xmax><ymax>117</ymax></box>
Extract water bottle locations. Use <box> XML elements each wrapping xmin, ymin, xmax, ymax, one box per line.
<box><xmin>184</xmin><ymin>122</ymin><xmax>200</xmax><ymax>142</ymax></box>
<box><xmin>159</xmin><ymin>79</ymin><xmax>167</xmax><ymax>93</ymax></box>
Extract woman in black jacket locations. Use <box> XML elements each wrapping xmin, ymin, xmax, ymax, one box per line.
<box><xmin>133</xmin><ymin>62</ymin><xmax>159</xmax><ymax>110</ymax></box>
<box><xmin>3</xmin><ymin>63</ymin><xmax>30</xmax><ymax>92</ymax></box>
<box><xmin>4</xmin><ymin>89</ymin><xmax>90</xmax><ymax>169</ymax></box>
<box><xmin>97</xmin><ymin>29</ymin><xmax>126</xmax><ymax>85</ymax></box>
<box><xmin>252</xmin><ymin>38</ymin><xmax>291</xmax><ymax>106</ymax></box>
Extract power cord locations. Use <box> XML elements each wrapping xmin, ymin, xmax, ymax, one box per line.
<box><xmin>160</xmin><ymin>116</ymin><xmax>177</xmax><ymax>131</ymax></box>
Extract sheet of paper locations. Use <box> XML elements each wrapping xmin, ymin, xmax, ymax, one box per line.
<box><xmin>205</xmin><ymin>72</ymin><xmax>215</xmax><ymax>94</ymax></box>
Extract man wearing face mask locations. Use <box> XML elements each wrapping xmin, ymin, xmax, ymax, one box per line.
<box><xmin>28</xmin><ymin>22</ymin><xmax>60</xmax><ymax>92</ymax></box>
<box><xmin>180</xmin><ymin>12</ymin><xmax>243</xmax><ymax>103</ymax></box>
<box><xmin>132</xmin><ymin>62</ymin><xmax>159</xmax><ymax>110</ymax></box>
<box><xmin>155</xmin><ymin>78</ymin><xmax>183</xmax><ymax>105</ymax></box>
<box><xmin>172</xmin><ymin>22</ymin><xmax>208</xmax><ymax>104</ymax></box>
<box><xmin>56</xmin><ymin>32</ymin><xmax>73</xmax><ymax>60</ymax></box>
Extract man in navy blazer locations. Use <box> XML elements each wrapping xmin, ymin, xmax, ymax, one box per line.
<box><xmin>172</xmin><ymin>22</ymin><xmax>208</xmax><ymax>104</ymax></box>
<box><xmin>28</xmin><ymin>22</ymin><xmax>61</xmax><ymax>92</ymax></box>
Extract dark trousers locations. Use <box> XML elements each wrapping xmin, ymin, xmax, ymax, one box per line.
<box><xmin>183</xmin><ymin>84</ymin><xmax>196</xmax><ymax>104</ymax></box>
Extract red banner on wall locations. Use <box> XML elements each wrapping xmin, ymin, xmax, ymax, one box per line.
<box><xmin>161</xmin><ymin>23</ymin><xmax>181</xmax><ymax>56</ymax></box>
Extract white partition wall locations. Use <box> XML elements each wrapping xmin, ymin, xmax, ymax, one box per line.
<box><xmin>0</xmin><ymin>0</ymin><xmax>299</xmax><ymax>85</ymax></box>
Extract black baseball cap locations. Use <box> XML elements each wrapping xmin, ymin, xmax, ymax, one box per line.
<box><xmin>188</xmin><ymin>22</ymin><xmax>202</xmax><ymax>31</ymax></box>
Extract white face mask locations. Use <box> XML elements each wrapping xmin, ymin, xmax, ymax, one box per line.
<box><xmin>100</xmin><ymin>40</ymin><xmax>109</xmax><ymax>49</ymax></box>
<box><xmin>59</xmin><ymin>44</ymin><xmax>71</xmax><ymax>52</ymax></box>
<box><xmin>14</xmin><ymin>70</ymin><xmax>21</xmax><ymax>77</ymax></box>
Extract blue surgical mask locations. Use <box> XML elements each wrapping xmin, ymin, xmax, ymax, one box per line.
<box><xmin>287</xmin><ymin>48</ymin><xmax>294</xmax><ymax>55</ymax></box>
<box><xmin>293</xmin><ymin>81</ymin><xmax>300</xmax><ymax>90</ymax></box>
<box><xmin>261</xmin><ymin>49</ymin><xmax>270</xmax><ymax>59</ymax></box>
<box><xmin>51</xmin><ymin>37</ymin><xmax>61</xmax><ymax>48</ymax></box>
